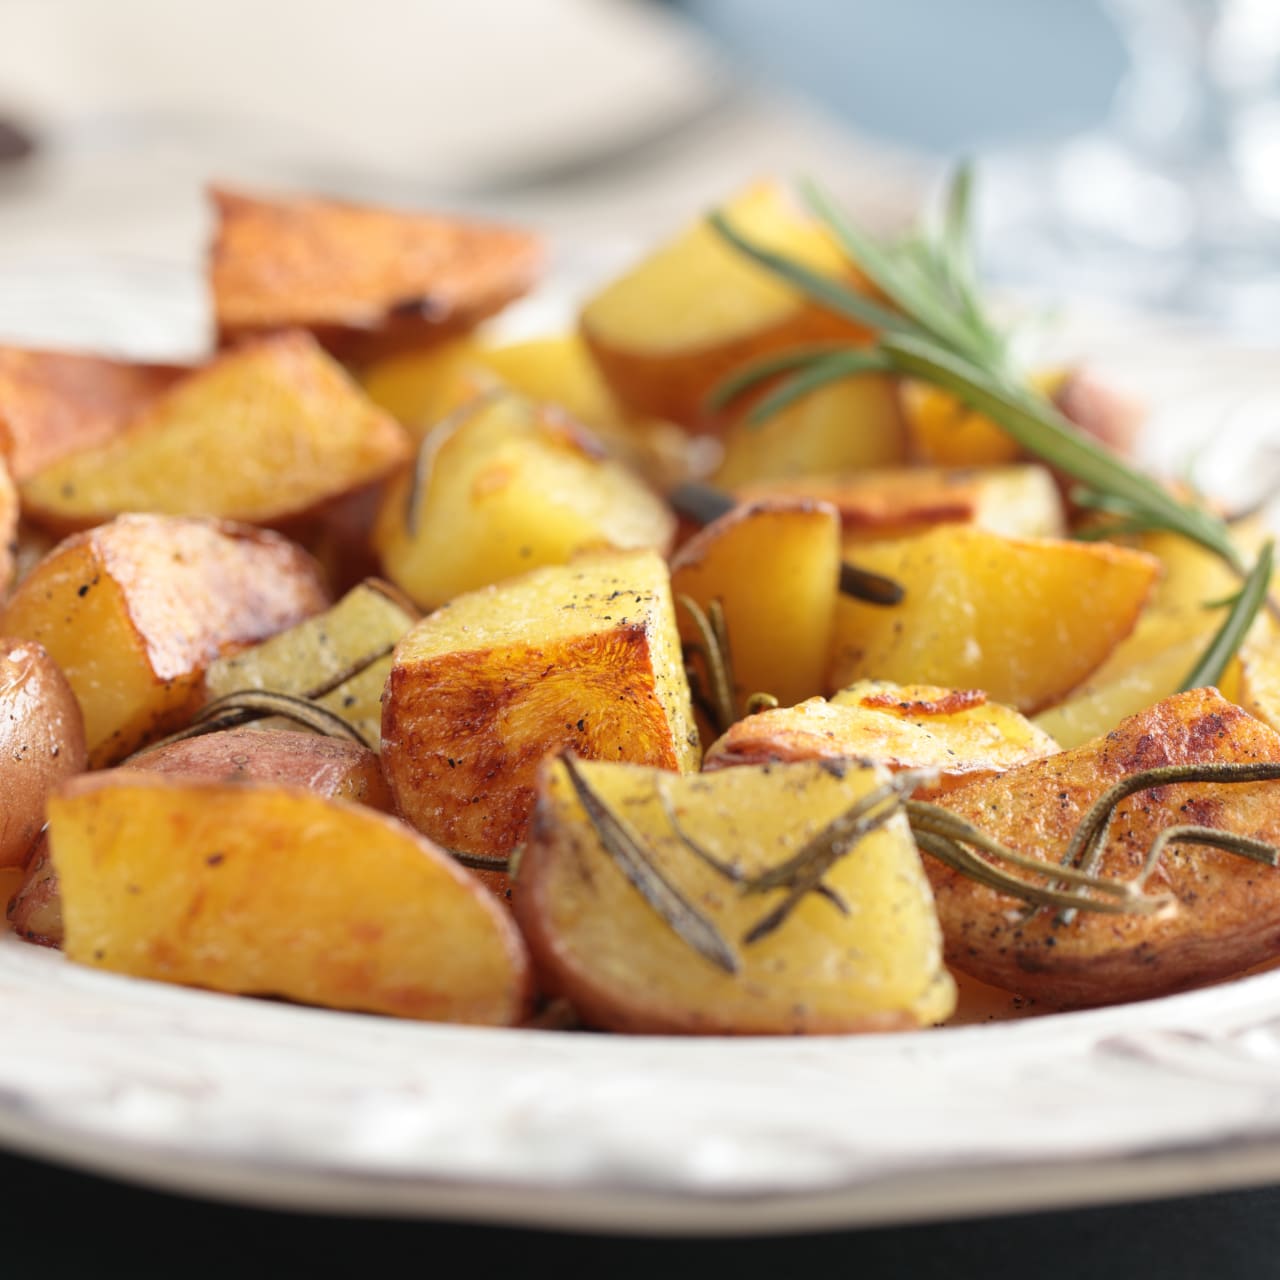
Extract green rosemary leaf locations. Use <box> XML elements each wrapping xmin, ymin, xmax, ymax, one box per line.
<box><xmin>706</xmin><ymin>344</ymin><xmax>851</xmax><ymax>411</ymax></box>
<box><xmin>880</xmin><ymin>332</ymin><xmax>1244</xmax><ymax>570</ymax></box>
<box><xmin>561</xmin><ymin>754</ymin><xmax>739</xmax><ymax>975</ymax></box>
<box><xmin>706</xmin><ymin>210</ymin><xmax>912</xmax><ymax>336</ymax></box>
<box><xmin>941</xmin><ymin>160</ymin><xmax>976</xmax><ymax>294</ymax></box>
<box><xmin>745</xmin><ymin>349</ymin><xmax>893</xmax><ymax>425</ymax></box>
<box><xmin>1179</xmin><ymin>540</ymin><xmax>1273</xmax><ymax>690</ymax></box>
<box><xmin>800</xmin><ymin>178</ymin><xmax>992</xmax><ymax>366</ymax></box>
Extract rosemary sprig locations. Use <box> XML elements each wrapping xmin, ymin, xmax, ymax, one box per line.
<box><xmin>708</xmin><ymin>166</ymin><xmax>1262</xmax><ymax>677</ymax></box>
<box><xmin>561</xmin><ymin>754</ymin><xmax>738</xmax><ymax>974</ymax></box>
<box><xmin>555</xmin><ymin>757</ymin><xmax>1280</xmax><ymax>975</ymax></box>
<box><xmin>677</xmin><ymin>594</ymin><xmax>737</xmax><ymax>736</ymax></box>
<box><xmin>1178</xmin><ymin>539</ymin><xmax>1273</xmax><ymax>690</ymax></box>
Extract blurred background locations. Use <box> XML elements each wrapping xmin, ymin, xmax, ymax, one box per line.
<box><xmin>1</xmin><ymin>0</ymin><xmax>1278</xmax><ymax>344</ymax></box>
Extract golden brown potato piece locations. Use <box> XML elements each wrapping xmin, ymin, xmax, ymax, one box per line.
<box><xmin>0</xmin><ymin>639</ymin><xmax>86</xmax><ymax>868</ymax></box>
<box><xmin>737</xmin><ymin>465</ymin><xmax>1065</xmax><ymax>544</ymax></box>
<box><xmin>210</xmin><ymin>187</ymin><xmax>541</xmax><ymax>364</ymax></box>
<box><xmin>900</xmin><ymin>377</ymin><xmax>1025</xmax><ymax>468</ymax></box>
<box><xmin>932</xmin><ymin>689</ymin><xmax>1280</xmax><ymax>1005</ymax></box>
<box><xmin>19</xmin><ymin>333</ymin><xmax>411</xmax><ymax>535</ymax></box>
<box><xmin>383</xmin><ymin>550</ymin><xmax>699</xmax><ymax>857</ymax></box>
<box><xmin>49</xmin><ymin>775</ymin><xmax>532</xmax><ymax>1024</ymax></box>
<box><xmin>372</xmin><ymin>390</ymin><xmax>675</xmax><ymax>611</ymax></box>
<box><xmin>1033</xmin><ymin>610</ymin><xmax>1237</xmax><ymax>749</ymax></box>
<box><xmin>10</xmin><ymin>726</ymin><xmax>392</xmax><ymax>948</ymax></box>
<box><xmin>0</xmin><ymin>345</ymin><xmax>188</xmax><ymax>480</ymax></box>
<box><xmin>828</xmin><ymin>526</ymin><xmax>1159</xmax><ymax>713</ymax></box>
<box><xmin>901</xmin><ymin>367</ymin><xmax>1136</xmax><ymax>469</ymax></box>
<box><xmin>514</xmin><ymin>756</ymin><xmax>954</xmax><ymax>1034</ymax></box>
<box><xmin>201</xmin><ymin>578</ymin><xmax>417</xmax><ymax>751</ymax></box>
<box><xmin>670</xmin><ymin>498</ymin><xmax>841</xmax><ymax>712</ymax></box>
<box><xmin>581</xmin><ymin>182</ymin><xmax>872</xmax><ymax>430</ymax></box>
<box><xmin>1</xmin><ymin>515</ymin><xmax>329</xmax><ymax>765</ymax></box>
<box><xmin>364</xmin><ymin>333</ymin><xmax>704</xmax><ymax>491</ymax></box>
<box><xmin>711</xmin><ymin>375</ymin><xmax>907</xmax><ymax>485</ymax></box>
<box><xmin>704</xmin><ymin>682</ymin><xmax>1057</xmax><ymax>791</ymax></box>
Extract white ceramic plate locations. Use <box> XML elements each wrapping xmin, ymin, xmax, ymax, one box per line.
<box><xmin>3</xmin><ymin>256</ymin><xmax>1280</xmax><ymax>1236</ymax></box>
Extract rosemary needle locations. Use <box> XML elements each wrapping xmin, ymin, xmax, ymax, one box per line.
<box><xmin>708</xmin><ymin>164</ymin><xmax>1264</xmax><ymax>678</ymax></box>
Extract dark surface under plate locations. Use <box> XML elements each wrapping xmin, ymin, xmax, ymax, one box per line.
<box><xmin>1</xmin><ymin>1144</ymin><xmax>1275</xmax><ymax>1280</ymax></box>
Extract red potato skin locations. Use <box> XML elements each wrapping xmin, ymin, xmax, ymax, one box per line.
<box><xmin>0</xmin><ymin>346</ymin><xmax>188</xmax><ymax>480</ymax></box>
<box><xmin>931</xmin><ymin>689</ymin><xmax>1280</xmax><ymax>1006</ymax></box>
<box><xmin>0</xmin><ymin>639</ymin><xmax>86</xmax><ymax>869</ymax></box>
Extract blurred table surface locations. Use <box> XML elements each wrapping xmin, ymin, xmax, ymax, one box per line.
<box><xmin>1</xmin><ymin>1</ymin><xmax>1279</xmax><ymax>1271</ymax></box>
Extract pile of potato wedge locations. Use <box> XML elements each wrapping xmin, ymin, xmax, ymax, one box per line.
<box><xmin>4</xmin><ymin>180</ymin><xmax>1280</xmax><ymax>1035</ymax></box>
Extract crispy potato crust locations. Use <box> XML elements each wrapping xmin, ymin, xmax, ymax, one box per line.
<box><xmin>932</xmin><ymin>689</ymin><xmax>1280</xmax><ymax>1005</ymax></box>
<box><xmin>704</xmin><ymin>683</ymin><xmax>1056</xmax><ymax>791</ymax></box>
<box><xmin>1</xmin><ymin>515</ymin><xmax>329</xmax><ymax>765</ymax></box>
<box><xmin>210</xmin><ymin>188</ymin><xmax>541</xmax><ymax>364</ymax></box>
<box><xmin>0</xmin><ymin>346</ymin><xmax>188</xmax><ymax>480</ymax></box>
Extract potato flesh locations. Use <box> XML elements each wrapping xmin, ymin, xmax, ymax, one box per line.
<box><xmin>932</xmin><ymin>689</ymin><xmax>1280</xmax><ymax>1006</ymax></box>
<box><xmin>11</xmin><ymin>727</ymin><xmax>392</xmax><ymax>949</ymax></box>
<box><xmin>0</xmin><ymin>639</ymin><xmax>86</xmax><ymax>867</ymax></box>
<box><xmin>20</xmin><ymin>333</ymin><xmax>411</xmax><ymax>532</ymax></box>
<box><xmin>383</xmin><ymin>550</ymin><xmax>699</xmax><ymax>856</ymax></box>
<box><xmin>50</xmin><ymin>776</ymin><xmax>531</xmax><ymax>1023</ymax></box>
<box><xmin>210</xmin><ymin>187</ymin><xmax>542</xmax><ymax>361</ymax></box>
<box><xmin>0</xmin><ymin>345</ymin><xmax>187</xmax><ymax>480</ymax></box>
<box><xmin>737</xmin><ymin>465</ymin><xmax>1065</xmax><ymax>543</ymax></box>
<box><xmin>828</xmin><ymin>526</ymin><xmax>1159</xmax><ymax>712</ymax></box>
<box><xmin>705</xmin><ymin>682</ymin><xmax>1057</xmax><ymax>791</ymax></box>
<box><xmin>671</xmin><ymin>499</ymin><xmax>841</xmax><ymax>711</ymax></box>
<box><xmin>202</xmin><ymin>579</ymin><xmax>417</xmax><ymax>751</ymax></box>
<box><xmin>581</xmin><ymin>183</ymin><xmax>870</xmax><ymax>428</ymax></box>
<box><xmin>514</xmin><ymin>757</ymin><xmax>955</xmax><ymax>1034</ymax></box>
<box><xmin>373</xmin><ymin>391</ymin><xmax>675</xmax><ymax>610</ymax></box>
<box><xmin>1033</xmin><ymin>611</ymin><xmax>1236</xmax><ymax>748</ymax></box>
<box><xmin>0</xmin><ymin>515</ymin><xmax>329</xmax><ymax>765</ymax></box>
<box><xmin>712</xmin><ymin>375</ymin><xmax>907</xmax><ymax>485</ymax></box>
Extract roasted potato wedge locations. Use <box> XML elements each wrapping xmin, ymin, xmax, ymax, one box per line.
<box><xmin>0</xmin><ymin>345</ymin><xmax>187</xmax><ymax>480</ymax></box>
<box><xmin>705</xmin><ymin>682</ymin><xmax>1056</xmax><ymax>791</ymax></box>
<box><xmin>202</xmin><ymin>578</ymin><xmax>417</xmax><ymax>750</ymax></box>
<box><xmin>932</xmin><ymin>689</ymin><xmax>1280</xmax><ymax>1005</ymax></box>
<box><xmin>900</xmin><ymin>377</ymin><xmax>1025</xmax><ymax>468</ymax></box>
<box><xmin>581</xmin><ymin>182</ymin><xmax>872</xmax><ymax>430</ymax></box>
<box><xmin>0</xmin><ymin>639</ymin><xmax>86</xmax><ymax>868</ymax></box>
<box><xmin>1033</xmin><ymin>609</ymin><xmax>1238</xmax><ymax>748</ymax></box>
<box><xmin>901</xmin><ymin>367</ymin><xmax>1138</xmax><ymax>469</ymax></box>
<box><xmin>10</xmin><ymin>726</ymin><xmax>392</xmax><ymax>948</ymax></box>
<box><xmin>712</xmin><ymin>374</ymin><xmax>906</xmax><ymax>485</ymax></box>
<box><xmin>383</xmin><ymin>549</ymin><xmax>699</xmax><ymax>857</ymax></box>
<box><xmin>210</xmin><ymin>187</ymin><xmax>542</xmax><ymax>364</ymax></box>
<box><xmin>670</xmin><ymin>498</ymin><xmax>841</xmax><ymax>712</ymax></box>
<box><xmin>737</xmin><ymin>464</ymin><xmax>1065</xmax><ymax>543</ymax></box>
<box><xmin>1</xmin><ymin>515</ymin><xmax>329</xmax><ymax>765</ymax></box>
<box><xmin>513</xmin><ymin>756</ymin><xmax>954</xmax><ymax>1034</ymax></box>
<box><xmin>20</xmin><ymin>333</ymin><xmax>411</xmax><ymax>534</ymax></box>
<box><xmin>49</xmin><ymin>775</ymin><xmax>532</xmax><ymax>1023</ymax></box>
<box><xmin>828</xmin><ymin>526</ymin><xmax>1160</xmax><ymax>712</ymax></box>
<box><xmin>373</xmin><ymin>390</ymin><xmax>675</xmax><ymax>611</ymax></box>
<box><xmin>364</xmin><ymin>332</ymin><xmax>703</xmax><ymax>491</ymax></box>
